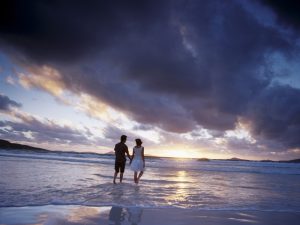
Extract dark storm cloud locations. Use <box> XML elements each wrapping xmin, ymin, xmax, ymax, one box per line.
<box><xmin>247</xmin><ymin>85</ymin><xmax>300</xmax><ymax>148</ymax></box>
<box><xmin>0</xmin><ymin>94</ymin><xmax>21</xmax><ymax>111</ymax></box>
<box><xmin>0</xmin><ymin>0</ymin><xmax>169</xmax><ymax>64</ymax></box>
<box><xmin>0</xmin><ymin>0</ymin><xmax>300</xmax><ymax>151</ymax></box>
<box><xmin>260</xmin><ymin>0</ymin><xmax>300</xmax><ymax>30</ymax></box>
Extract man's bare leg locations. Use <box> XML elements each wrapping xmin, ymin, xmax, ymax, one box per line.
<box><xmin>120</xmin><ymin>173</ymin><xmax>124</xmax><ymax>183</ymax></box>
<box><xmin>113</xmin><ymin>172</ymin><xmax>118</xmax><ymax>184</ymax></box>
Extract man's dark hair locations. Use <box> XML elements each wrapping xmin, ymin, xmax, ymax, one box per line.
<box><xmin>120</xmin><ymin>135</ymin><xmax>127</xmax><ymax>142</ymax></box>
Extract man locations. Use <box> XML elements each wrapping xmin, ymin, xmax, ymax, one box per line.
<box><xmin>113</xmin><ymin>135</ymin><xmax>131</xmax><ymax>184</ymax></box>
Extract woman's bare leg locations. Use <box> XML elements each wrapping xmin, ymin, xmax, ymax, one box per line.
<box><xmin>134</xmin><ymin>172</ymin><xmax>138</xmax><ymax>183</ymax></box>
<box><xmin>137</xmin><ymin>171</ymin><xmax>144</xmax><ymax>183</ymax></box>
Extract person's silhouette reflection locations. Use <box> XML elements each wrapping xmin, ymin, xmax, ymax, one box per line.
<box><xmin>128</xmin><ymin>207</ymin><xmax>143</xmax><ymax>225</ymax></box>
<box><xmin>109</xmin><ymin>206</ymin><xmax>125</xmax><ymax>225</ymax></box>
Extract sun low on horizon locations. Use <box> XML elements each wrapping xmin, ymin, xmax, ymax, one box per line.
<box><xmin>1</xmin><ymin>0</ymin><xmax>300</xmax><ymax>161</ymax></box>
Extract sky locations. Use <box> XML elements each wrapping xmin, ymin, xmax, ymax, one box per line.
<box><xmin>0</xmin><ymin>0</ymin><xmax>300</xmax><ymax>160</ymax></box>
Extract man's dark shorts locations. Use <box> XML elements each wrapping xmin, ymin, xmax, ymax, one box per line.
<box><xmin>115</xmin><ymin>161</ymin><xmax>126</xmax><ymax>173</ymax></box>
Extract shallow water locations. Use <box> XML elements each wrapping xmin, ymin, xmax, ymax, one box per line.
<box><xmin>0</xmin><ymin>151</ymin><xmax>299</xmax><ymax>211</ymax></box>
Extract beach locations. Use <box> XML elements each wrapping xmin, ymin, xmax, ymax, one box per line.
<box><xmin>0</xmin><ymin>151</ymin><xmax>299</xmax><ymax>224</ymax></box>
<box><xmin>2</xmin><ymin>0</ymin><xmax>300</xmax><ymax>224</ymax></box>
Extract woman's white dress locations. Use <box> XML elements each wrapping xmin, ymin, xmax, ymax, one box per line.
<box><xmin>130</xmin><ymin>146</ymin><xmax>145</xmax><ymax>172</ymax></box>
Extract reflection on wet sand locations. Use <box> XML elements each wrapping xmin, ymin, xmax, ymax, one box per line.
<box><xmin>108</xmin><ymin>206</ymin><xmax>125</xmax><ymax>225</ymax></box>
<box><xmin>1</xmin><ymin>205</ymin><xmax>300</xmax><ymax>225</ymax></box>
<box><xmin>128</xmin><ymin>207</ymin><xmax>143</xmax><ymax>225</ymax></box>
<box><xmin>0</xmin><ymin>205</ymin><xmax>144</xmax><ymax>225</ymax></box>
<box><xmin>0</xmin><ymin>205</ymin><xmax>110</xmax><ymax>225</ymax></box>
<box><xmin>108</xmin><ymin>206</ymin><xmax>143</xmax><ymax>225</ymax></box>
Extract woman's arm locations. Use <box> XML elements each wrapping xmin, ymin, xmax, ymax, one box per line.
<box><xmin>130</xmin><ymin>148</ymin><xmax>135</xmax><ymax>164</ymax></box>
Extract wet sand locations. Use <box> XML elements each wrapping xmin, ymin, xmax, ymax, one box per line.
<box><xmin>0</xmin><ymin>205</ymin><xmax>299</xmax><ymax>225</ymax></box>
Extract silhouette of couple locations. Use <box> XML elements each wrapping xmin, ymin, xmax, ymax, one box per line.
<box><xmin>113</xmin><ymin>135</ymin><xmax>145</xmax><ymax>184</ymax></box>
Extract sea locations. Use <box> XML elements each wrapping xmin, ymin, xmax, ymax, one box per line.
<box><xmin>0</xmin><ymin>150</ymin><xmax>300</xmax><ymax>212</ymax></box>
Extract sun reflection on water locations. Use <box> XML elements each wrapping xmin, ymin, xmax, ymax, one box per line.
<box><xmin>165</xmin><ymin>170</ymin><xmax>191</xmax><ymax>206</ymax></box>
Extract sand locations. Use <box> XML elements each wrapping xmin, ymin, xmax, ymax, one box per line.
<box><xmin>0</xmin><ymin>205</ymin><xmax>299</xmax><ymax>225</ymax></box>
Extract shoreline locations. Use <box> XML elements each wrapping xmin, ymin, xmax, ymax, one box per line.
<box><xmin>1</xmin><ymin>139</ymin><xmax>300</xmax><ymax>163</ymax></box>
<box><xmin>1</xmin><ymin>205</ymin><xmax>299</xmax><ymax>225</ymax></box>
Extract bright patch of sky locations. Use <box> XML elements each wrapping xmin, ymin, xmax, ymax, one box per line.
<box><xmin>0</xmin><ymin>53</ymin><xmax>106</xmax><ymax>135</ymax></box>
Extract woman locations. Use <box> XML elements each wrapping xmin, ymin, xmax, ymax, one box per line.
<box><xmin>130</xmin><ymin>139</ymin><xmax>145</xmax><ymax>184</ymax></box>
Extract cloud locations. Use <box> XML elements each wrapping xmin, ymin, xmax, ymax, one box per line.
<box><xmin>0</xmin><ymin>94</ymin><xmax>21</xmax><ymax>111</ymax></box>
<box><xmin>102</xmin><ymin>122</ymin><xmax>159</xmax><ymax>146</ymax></box>
<box><xmin>0</xmin><ymin>0</ymin><xmax>169</xmax><ymax>63</ymax></box>
<box><xmin>0</xmin><ymin>0</ymin><xmax>300</xmax><ymax>154</ymax></box>
<box><xmin>246</xmin><ymin>85</ymin><xmax>300</xmax><ymax>149</ymax></box>
<box><xmin>0</xmin><ymin>111</ymin><xmax>92</xmax><ymax>146</ymax></box>
<box><xmin>5</xmin><ymin>75</ymin><xmax>16</xmax><ymax>85</ymax></box>
<box><xmin>16</xmin><ymin>65</ymin><xmax>65</xmax><ymax>96</ymax></box>
<box><xmin>260</xmin><ymin>0</ymin><xmax>300</xmax><ymax>30</ymax></box>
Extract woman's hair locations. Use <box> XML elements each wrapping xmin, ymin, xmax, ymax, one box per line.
<box><xmin>135</xmin><ymin>138</ymin><xmax>142</xmax><ymax>146</ymax></box>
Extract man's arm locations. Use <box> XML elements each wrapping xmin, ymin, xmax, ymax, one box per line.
<box><xmin>125</xmin><ymin>146</ymin><xmax>131</xmax><ymax>161</ymax></box>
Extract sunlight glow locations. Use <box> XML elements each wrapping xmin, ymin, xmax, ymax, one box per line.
<box><xmin>155</xmin><ymin>146</ymin><xmax>201</xmax><ymax>159</ymax></box>
<box><xmin>18</xmin><ymin>66</ymin><xmax>65</xmax><ymax>96</ymax></box>
<box><xmin>167</xmin><ymin>150</ymin><xmax>191</xmax><ymax>158</ymax></box>
<box><xmin>225</xmin><ymin>120</ymin><xmax>256</xmax><ymax>144</ymax></box>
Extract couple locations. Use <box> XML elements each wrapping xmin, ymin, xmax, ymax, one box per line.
<box><xmin>113</xmin><ymin>135</ymin><xmax>145</xmax><ymax>184</ymax></box>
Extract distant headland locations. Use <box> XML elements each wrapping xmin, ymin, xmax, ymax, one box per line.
<box><xmin>0</xmin><ymin>139</ymin><xmax>50</xmax><ymax>153</ymax></box>
<box><xmin>197</xmin><ymin>157</ymin><xmax>300</xmax><ymax>163</ymax></box>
